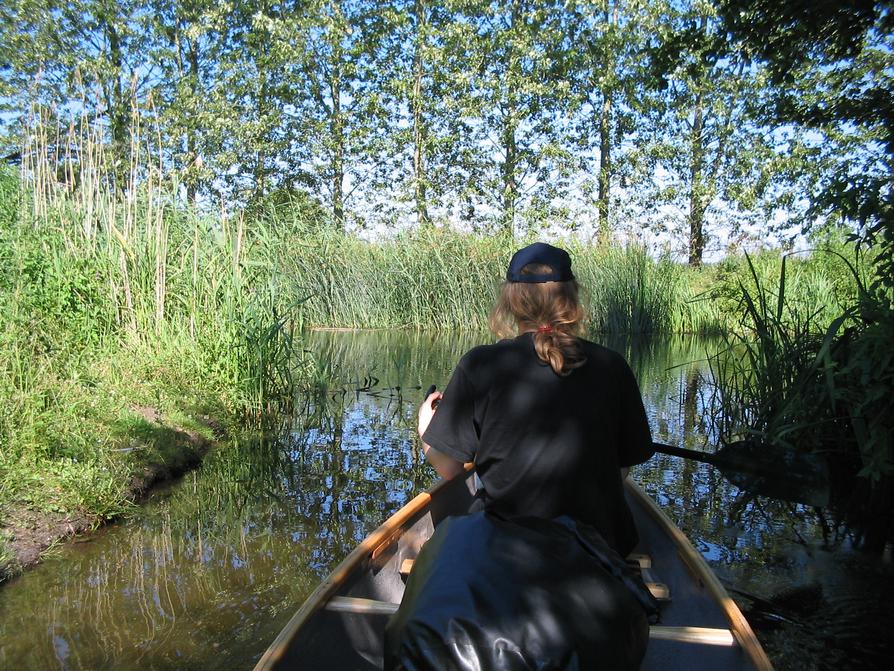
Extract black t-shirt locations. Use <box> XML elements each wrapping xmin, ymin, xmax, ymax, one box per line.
<box><xmin>422</xmin><ymin>332</ymin><xmax>654</xmax><ymax>555</ymax></box>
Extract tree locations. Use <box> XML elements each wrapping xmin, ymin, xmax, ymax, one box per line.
<box><xmin>370</xmin><ymin>1</ymin><xmax>484</xmax><ymax>230</ymax></box>
<box><xmin>447</xmin><ymin>0</ymin><xmax>577</xmax><ymax>236</ymax></box>
<box><xmin>1</xmin><ymin>0</ymin><xmax>159</xmax><ymax>189</ymax></box>
<box><xmin>150</xmin><ymin>0</ymin><xmax>231</xmax><ymax>204</ymax></box>
<box><xmin>716</xmin><ymin>0</ymin><xmax>894</xmax><ymax>547</ymax></box>
<box><xmin>626</xmin><ymin>0</ymin><xmax>783</xmax><ymax>265</ymax></box>
<box><xmin>280</xmin><ymin>0</ymin><xmax>392</xmax><ymax>231</ymax></box>
<box><xmin>718</xmin><ymin>0</ymin><xmax>894</xmax><ymax>287</ymax></box>
<box><xmin>406</xmin><ymin>0</ymin><xmax>434</xmax><ymax>228</ymax></box>
<box><xmin>564</xmin><ymin>0</ymin><xmax>656</xmax><ymax>242</ymax></box>
<box><xmin>201</xmin><ymin>0</ymin><xmax>304</xmax><ymax>210</ymax></box>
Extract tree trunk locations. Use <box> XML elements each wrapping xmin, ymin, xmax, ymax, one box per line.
<box><xmin>596</xmin><ymin>2</ymin><xmax>618</xmax><ymax>243</ymax></box>
<box><xmin>186</xmin><ymin>40</ymin><xmax>200</xmax><ymax>206</ymax></box>
<box><xmin>687</xmin><ymin>91</ymin><xmax>706</xmax><ymax>267</ymax></box>
<box><xmin>501</xmin><ymin>114</ymin><xmax>518</xmax><ymax>236</ymax></box>
<box><xmin>330</xmin><ymin>57</ymin><xmax>345</xmax><ymax>229</ymax></box>
<box><xmin>412</xmin><ymin>0</ymin><xmax>430</xmax><ymax>228</ymax></box>
<box><xmin>106</xmin><ymin>20</ymin><xmax>129</xmax><ymax>192</ymax></box>
<box><xmin>597</xmin><ymin>92</ymin><xmax>612</xmax><ymax>242</ymax></box>
<box><xmin>254</xmin><ymin>100</ymin><xmax>267</xmax><ymax>204</ymax></box>
<box><xmin>500</xmin><ymin>1</ymin><xmax>521</xmax><ymax>237</ymax></box>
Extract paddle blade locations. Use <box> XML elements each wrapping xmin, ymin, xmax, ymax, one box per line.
<box><xmin>717</xmin><ymin>441</ymin><xmax>831</xmax><ymax>507</ymax></box>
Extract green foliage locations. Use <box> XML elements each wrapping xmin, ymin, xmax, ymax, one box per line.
<box><xmin>272</xmin><ymin>224</ymin><xmax>862</xmax><ymax>337</ymax></box>
<box><xmin>3</xmin><ymin>0</ymin><xmax>844</xmax><ymax>248</ymax></box>
<box><xmin>0</xmin><ymin>166</ymin><xmax>18</xmax><ymax>227</ymax></box>
<box><xmin>0</xmin><ymin>133</ymin><xmax>310</xmax><ymax>533</ymax></box>
<box><xmin>706</xmin><ymin>249</ymin><xmax>894</xmax><ymax>536</ymax></box>
<box><xmin>838</xmin><ymin>310</ymin><xmax>894</xmax><ymax>480</ymax></box>
<box><xmin>579</xmin><ymin>245</ymin><xmax>683</xmax><ymax>334</ymax></box>
<box><xmin>718</xmin><ymin>0</ymin><xmax>893</xmax><ymax>297</ymax></box>
<box><xmin>708</xmin><ymin>254</ymin><xmax>844</xmax><ymax>448</ymax></box>
<box><xmin>706</xmin><ymin>3</ymin><xmax>894</xmax><ymax>530</ymax></box>
<box><xmin>6</xmin><ymin>228</ymin><xmax>116</xmax><ymax>356</ymax></box>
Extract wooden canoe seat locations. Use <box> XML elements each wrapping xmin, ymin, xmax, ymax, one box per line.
<box><xmin>324</xmin><ymin>597</ymin><xmax>734</xmax><ymax>647</ymax></box>
<box><xmin>627</xmin><ymin>553</ymin><xmax>671</xmax><ymax>602</ymax></box>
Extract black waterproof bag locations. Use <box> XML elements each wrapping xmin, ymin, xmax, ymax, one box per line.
<box><xmin>385</xmin><ymin>511</ymin><xmax>658</xmax><ymax>671</ymax></box>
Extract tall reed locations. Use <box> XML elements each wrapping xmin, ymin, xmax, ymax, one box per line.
<box><xmin>702</xmin><ymin>249</ymin><xmax>893</xmax><ymax>547</ymax></box>
<box><xmin>0</xmin><ymin>106</ymin><xmax>308</xmax><ymax>544</ymax></box>
<box><xmin>705</xmin><ymin>254</ymin><xmax>847</xmax><ymax>450</ymax></box>
<box><xmin>575</xmin><ymin>245</ymin><xmax>683</xmax><ymax>334</ymax></box>
<box><xmin>16</xmin><ymin>105</ymin><xmax>305</xmax><ymax>418</ymax></box>
<box><xmin>280</xmin><ymin>230</ymin><xmax>698</xmax><ymax>334</ymax></box>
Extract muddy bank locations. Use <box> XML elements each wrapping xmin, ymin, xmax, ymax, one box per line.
<box><xmin>0</xmin><ymin>406</ymin><xmax>225</xmax><ymax>583</ymax></box>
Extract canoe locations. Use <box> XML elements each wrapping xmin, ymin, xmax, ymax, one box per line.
<box><xmin>253</xmin><ymin>468</ymin><xmax>773</xmax><ymax>670</ymax></box>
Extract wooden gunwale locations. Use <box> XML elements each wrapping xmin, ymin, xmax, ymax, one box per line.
<box><xmin>625</xmin><ymin>481</ymin><xmax>774</xmax><ymax>671</ymax></box>
<box><xmin>252</xmin><ymin>467</ymin><xmax>468</xmax><ymax>671</ymax></box>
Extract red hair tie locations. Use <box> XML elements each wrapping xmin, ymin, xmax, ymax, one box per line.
<box><xmin>536</xmin><ymin>325</ymin><xmax>554</xmax><ymax>333</ymax></box>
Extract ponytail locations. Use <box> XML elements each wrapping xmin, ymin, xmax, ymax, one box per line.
<box><xmin>532</xmin><ymin>328</ymin><xmax>586</xmax><ymax>376</ymax></box>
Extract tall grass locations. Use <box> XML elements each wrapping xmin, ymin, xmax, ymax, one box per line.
<box><xmin>577</xmin><ymin>246</ymin><xmax>684</xmax><ymax>334</ymax></box>
<box><xmin>275</xmin><ymin>227</ymin><xmax>857</xmax><ymax>337</ymax></box>
<box><xmin>278</xmin><ymin>228</ymin><xmax>692</xmax><ymax>333</ymax></box>
<box><xmin>706</xmin><ymin>254</ymin><xmax>849</xmax><ymax>451</ymax></box>
<box><xmin>0</xmin><ymin>107</ymin><xmax>308</xmax><ymax>553</ymax></box>
<box><xmin>703</xmin><ymin>251</ymin><xmax>893</xmax><ymax>548</ymax></box>
<box><xmin>281</xmin><ymin>225</ymin><xmax>507</xmax><ymax>330</ymax></box>
<box><xmin>16</xmin><ymin>105</ymin><xmax>305</xmax><ymax>417</ymax></box>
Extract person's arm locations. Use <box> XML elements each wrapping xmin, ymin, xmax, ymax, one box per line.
<box><xmin>418</xmin><ymin>390</ymin><xmax>466</xmax><ymax>480</ymax></box>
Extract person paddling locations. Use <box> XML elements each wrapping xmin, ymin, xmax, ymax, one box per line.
<box><xmin>418</xmin><ymin>241</ymin><xmax>654</xmax><ymax>557</ymax></box>
<box><xmin>386</xmin><ymin>242</ymin><xmax>658</xmax><ymax>671</ymax></box>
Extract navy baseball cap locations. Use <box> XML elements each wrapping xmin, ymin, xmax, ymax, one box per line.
<box><xmin>506</xmin><ymin>242</ymin><xmax>574</xmax><ymax>283</ymax></box>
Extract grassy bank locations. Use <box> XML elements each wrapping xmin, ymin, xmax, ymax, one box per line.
<box><xmin>276</xmin><ymin>222</ymin><xmax>859</xmax><ymax>336</ymax></box>
<box><xmin>0</xmin><ymin>151</ymin><xmax>307</xmax><ymax>580</ymax></box>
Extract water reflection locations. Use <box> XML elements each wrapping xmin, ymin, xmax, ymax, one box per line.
<box><xmin>0</xmin><ymin>330</ymin><xmax>891</xmax><ymax>670</ymax></box>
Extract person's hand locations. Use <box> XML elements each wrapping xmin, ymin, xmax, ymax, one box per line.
<box><xmin>417</xmin><ymin>390</ymin><xmax>443</xmax><ymax>439</ymax></box>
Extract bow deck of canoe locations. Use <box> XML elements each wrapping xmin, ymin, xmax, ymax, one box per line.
<box><xmin>254</xmin><ymin>469</ymin><xmax>773</xmax><ymax>670</ymax></box>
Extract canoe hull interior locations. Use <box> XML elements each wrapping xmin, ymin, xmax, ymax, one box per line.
<box><xmin>256</xmin><ymin>471</ymin><xmax>772</xmax><ymax>671</ymax></box>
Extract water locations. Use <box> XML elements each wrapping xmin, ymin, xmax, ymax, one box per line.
<box><xmin>0</xmin><ymin>330</ymin><xmax>891</xmax><ymax>670</ymax></box>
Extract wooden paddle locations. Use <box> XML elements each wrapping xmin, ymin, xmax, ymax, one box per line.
<box><xmin>651</xmin><ymin>441</ymin><xmax>830</xmax><ymax>507</ymax></box>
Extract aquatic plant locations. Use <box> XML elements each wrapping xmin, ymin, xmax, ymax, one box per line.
<box><xmin>0</xmin><ymin>109</ymin><xmax>309</xmax><ymax>542</ymax></box>
<box><xmin>705</xmin><ymin>251</ymin><xmax>893</xmax><ymax>548</ymax></box>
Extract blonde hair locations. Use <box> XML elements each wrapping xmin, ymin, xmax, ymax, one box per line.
<box><xmin>488</xmin><ymin>263</ymin><xmax>587</xmax><ymax>376</ymax></box>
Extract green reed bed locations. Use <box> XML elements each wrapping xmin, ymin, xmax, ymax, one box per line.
<box><xmin>282</xmin><ymin>231</ymin><xmax>692</xmax><ymax>333</ymax></box>
<box><xmin>280</xmin><ymin>229</ymin><xmax>857</xmax><ymax>338</ymax></box>
<box><xmin>575</xmin><ymin>245</ymin><xmax>685</xmax><ymax>334</ymax></box>
<box><xmin>0</xmin><ymin>118</ymin><xmax>306</xmax><ymax>578</ymax></box>
<box><xmin>703</xmin><ymin>248</ymin><xmax>868</xmax><ymax>455</ymax></box>
<box><xmin>702</xmin><ymin>249</ymin><xmax>892</xmax><ymax>547</ymax></box>
<box><xmin>284</xmin><ymin>227</ymin><xmax>507</xmax><ymax>330</ymax></box>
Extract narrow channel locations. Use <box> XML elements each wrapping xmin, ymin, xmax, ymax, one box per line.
<box><xmin>0</xmin><ymin>331</ymin><xmax>890</xmax><ymax>669</ymax></box>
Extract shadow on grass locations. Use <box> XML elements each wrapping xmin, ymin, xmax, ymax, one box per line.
<box><xmin>0</xmin><ymin>405</ymin><xmax>228</xmax><ymax>584</ymax></box>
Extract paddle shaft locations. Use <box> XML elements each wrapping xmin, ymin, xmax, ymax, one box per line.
<box><xmin>652</xmin><ymin>442</ymin><xmax>724</xmax><ymax>467</ymax></box>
